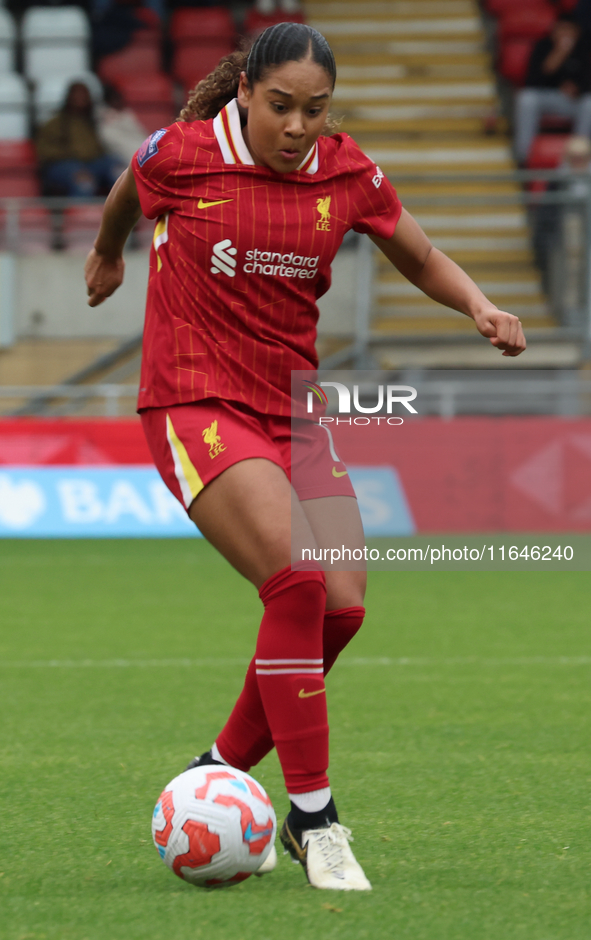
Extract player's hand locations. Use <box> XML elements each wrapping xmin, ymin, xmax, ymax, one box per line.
<box><xmin>84</xmin><ymin>248</ymin><xmax>124</xmax><ymax>307</ymax></box>
<box><xmin>473</xmin><ymin>307</ymin><xmax>526</xmax><ymax>357</ymax></box>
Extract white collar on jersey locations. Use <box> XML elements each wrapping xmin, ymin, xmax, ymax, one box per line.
<box><xmin>213</xmin><ymin>98</ymin><xmax>319</xmax><ymax>174</ymax></box>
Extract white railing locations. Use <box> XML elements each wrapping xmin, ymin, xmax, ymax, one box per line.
<box><xmin>0</xmin><ymin>384</ymin><xmax>139</xmax><ymax>416</ymax></box>
<box><xmin>2</xmin><ymin>374</ymin><xmax>591</xmax><ymax>418</ymax></box>
<box><xmin>2</xmin><ymin>171</ymin><xmax>591</xmax><ymax>411</ymax></box>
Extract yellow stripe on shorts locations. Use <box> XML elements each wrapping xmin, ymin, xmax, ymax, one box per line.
<box><xmin>165</xmin><ymin>413</ymin><xmax>204</xmax><ymax>508</ymax></box>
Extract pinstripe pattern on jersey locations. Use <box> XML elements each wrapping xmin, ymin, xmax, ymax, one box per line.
<box><xmin>133</xmin><ymin>111</ymin><xmax>402</xmax><ymax>416</ymax></box>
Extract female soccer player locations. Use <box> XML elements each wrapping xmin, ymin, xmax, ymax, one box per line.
<box><xmin>85</xmin><ymin>23</ymin><xmax>526</xmax><ymax>892</ymax></box>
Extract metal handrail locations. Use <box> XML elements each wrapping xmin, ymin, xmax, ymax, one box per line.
<box><xmin>0</xmin><ymin>384</ymin><xmax>139</xmax><ymax>417</ymax></box>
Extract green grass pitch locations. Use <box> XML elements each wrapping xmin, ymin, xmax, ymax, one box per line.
<box><xmin>1</xmin><ymin>539</ymin><xmax>590</xmax><ymax>940</ymax></box>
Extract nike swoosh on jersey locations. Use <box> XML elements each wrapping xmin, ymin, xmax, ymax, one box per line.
<box><xmin>197</xmin><ymin>198</ymin><xmax>234</xmax><ymax>209</ymax></box>
<box><xmin>298</xmin><ymin>688</ymin><xmax>326</xmax><ymax>699</ymax></box>
<box><xmin>332</xmin><ymin>467</ymin><xmax>348</xmax><ymax>478</ymax></box>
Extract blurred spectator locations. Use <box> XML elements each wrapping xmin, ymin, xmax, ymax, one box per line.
<box><xmin>574</xmin><ymin>0</ymin><xmax>591</xmax><ymax>31</ymax></box>
<box><xmin>514</xmin><ymin>15</ymin><xmax>591</xmax><ymax>164</ymax></box>
<box><xmin>6</xmin><ymin>1</ymin><xmax>91</xmax><ymax>11</ymax></box>
<box><xmin>97</xmin><ymin>85</ymin><xmax>147</xmax><ymax>167</ymax></box>
<box><xmin>561</xmin><ymin>132</ymin><xmax>591</xmax><ymax>174</ymax></box>
<box><xmin>36</xmin><ymin>81</ymin><xmax>120</xmax><ymax>197</ymax></box>
<box><xmin>92</xmin><ymin>0</ymin><xmax>149</xmax><ymax>59</ymax></box>
<box><xmin>531</xmin><ymin>136</ymin><xmax>591</xmax><ymax>303</ymax></box>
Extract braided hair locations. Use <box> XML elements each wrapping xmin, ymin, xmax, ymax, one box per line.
<box><xmin>180</xmin><ymin>22</ymin><xmax>337</xmax><ymax>124</ymax></box>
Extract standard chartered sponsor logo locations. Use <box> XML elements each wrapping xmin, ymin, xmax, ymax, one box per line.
<box><xmin>210</xmin><ymin>240</ymin><xmax>319</xmax><ymax>280</ymax></box>
<box><xmin>211</xmin><ymin>238</ymin><xmax>238</xmax><ymax>277</ymax></box>
<box><xmin>244</xmin><ymin>249</ymin><xmax>319</xmax><ymax>279</ymax></box>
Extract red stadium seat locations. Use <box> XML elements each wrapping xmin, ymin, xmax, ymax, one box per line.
<box><xmin>0</xmin><ymin>205</ymin><xmax>53</xmax><ymax>253</ymax></box>
<box><xmin>170</xmin><ymin>7</ymin><xmax>235</xmax><ymax>44</ymax></box>
<box><xmin>98</xmin><ymin>42</ymin><xmax>162</xmax><ymax>83</ymax></box>
<box><xmin>498</xmin><ymin>38</ymin><xmax>535</xmax><ymax>86</ymax></box>
<box><xmin>63</xmin><ymin>204</ymin><xmax>104</xmax><ymax>228</ymax></box>
<box><xmin>110</xmin><ymin>73</ymin><xmax>175</xmax><ymax>133</ymax></box>
<box><xmin>527</xmin><ymin>133</ymin><xmax>570</xmax><ymax>168</ymax></box>
<box><xmin>132</xmin><ymin>105</ymin><xmax>176</xmax><ymax>134</ymax></box>
<box><xmin>499</xmin><ymin>6</ymin><xmax>556</xmax><ymax>42</ymax></box>
<box><xmin>111</xmin><ymin>72</ymin><xmax>174</xmax><ymax>106</ymax></box>
<box><xmin>173</xmin><ymin>42</ymin><xmax>235</xmax><ymax>91</ymax></box>
<box><xmin>244</xmin><ymin>9</ymin><xmax>305</xmax><ymax>37</ymax></box>
<box><xmin>0</xmin><ymin>141</ymin><xmax>40</xmax><ymax>200</ymax></box>
<box><xmin>0</xmin><ymin>140</ymin><xmax>37</xmax><ymax>171</ymax></box>
<box><xmin>0</xmin><ymin>175</ymin><xmax>40</xmax><ymax>198</ymax></box>
<box><xmin>62</xmin><ymin>204</ymin><xmax>105</xmax><ymax>252</ymax></box>
<box><xmin>134</xmin><ymin>6</ymin><xmax>163</xmax><ymax>37</ymax></box>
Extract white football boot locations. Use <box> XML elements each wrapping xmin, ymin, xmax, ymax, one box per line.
<box><xmin>280</xmin><ymin>819</ymin><xmax>372</xmax><ymax>890</ymax></box>
<box><xmin>255</xmin><ymin>844</ymin><xmax>278</xmax><ymax>876</ymax></box>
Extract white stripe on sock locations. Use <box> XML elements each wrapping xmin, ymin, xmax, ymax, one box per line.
<box><xmin>256</xmin><ymin>667</ymin><xmax>324</xmax><ymax>675</ymax></box>
<box><xmin>255</xmin><ymin>659</ymin><xmax>323</xmax><ymax>665</ymax></box>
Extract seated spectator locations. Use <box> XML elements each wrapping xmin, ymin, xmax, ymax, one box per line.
<box><xmin>531</xmin><ymin>136</ymin><xmax>591</xmax><ymax>301</ymax></box>
<box><xmin>97</xmin><ymin>85</ymin><xmax>147</xmax><ymax>167</ymax></box>
<box><xmin>92</xmin><ymin>0</ymin><xmax>152</xmax><ymax>60</ymax></box>
<box><xmin>36</xmin><ymin>81</ymin><xmax>120</xmax><ymax>197</ymax></box>
<box><xmin>574</xmin><ymin>0</ymin><xmax>591</xmax><ymax>32</ymax></box>
<box><xmin>514</xmin><ymin>15</ymin><xmax>591</xmax><ymax>164</ymax></box>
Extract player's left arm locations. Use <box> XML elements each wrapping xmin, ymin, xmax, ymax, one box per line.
<box><xmin>84</xmin><ymin>165</ymin><xmax>142</xmax><ymax>307</ymax></box>
<box><xmin>370</xmin><ymin>207</ymin><xmax>526</xmax><ymax>357</ymax></box>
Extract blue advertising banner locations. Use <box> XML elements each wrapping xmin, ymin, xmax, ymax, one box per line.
<box><xmin>0</xmin><ymin>466</ymin><xmax>415</xmax><ymax>538</ymax></box>
<box><xmin>349</xmin><ymin>466</ymin><xmax>415</xmax><ymax>536</ymax></box>
<box><xmin>0</xmin><ymin>468</ymin><xmax>198</xmax><ymax>538</ymax></box>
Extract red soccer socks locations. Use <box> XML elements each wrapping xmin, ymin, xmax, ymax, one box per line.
<box><xmin>212</xmin><ymin>656</ymin><xmax>270</xmax><ymax>772</ymax></box>
<box><xmin>215</xmin><ymin>599</ymin><xmax>366</xmax><ymax>782</ymax></box>
<box><xmin>322</xmin><ymin>606</ymin><xmax>365</xmax><ymax>674</ymax></box>
<box><xmin>254</xmin><ymin>566</ymin><xmax>328</xmax><ymax>793</ymax></box>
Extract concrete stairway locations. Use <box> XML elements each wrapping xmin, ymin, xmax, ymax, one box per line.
<box><xmin>306</xmin><ymin>0</ymin><xmax>574</xmax><ymax>366</ymax></box>
<box><xmin>0</xmin><ymin>337</ymin><xmax>141</xmax><ymax>416</ymax></box>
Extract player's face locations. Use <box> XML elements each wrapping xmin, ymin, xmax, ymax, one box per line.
<box><xmin>237</xmin><ymin>59</ymin><xmax>333</xmax><ymax>174</ymax></box>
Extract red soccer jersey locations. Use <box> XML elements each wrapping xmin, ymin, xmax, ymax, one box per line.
<box><xmin>131</xmin><ymin>98</ymin><xmax>402</xmax><ymax>416</ymax></box>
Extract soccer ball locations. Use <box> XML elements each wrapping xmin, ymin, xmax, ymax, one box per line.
<box><xmin>151</xmin><ymin>765</ymin><xmax>277</xmax><ymax>887</ymax></box>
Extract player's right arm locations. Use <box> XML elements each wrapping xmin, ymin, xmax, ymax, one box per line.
<box><xmin>84</xmin><ymin>165</ymin><xmax>142</xmax><ymax>307</ymax></box>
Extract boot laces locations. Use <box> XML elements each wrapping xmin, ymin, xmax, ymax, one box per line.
<box><xmin>310</xmin><ymin>823</ymin><xmax>353</xmax><ymax>875</ymax></box>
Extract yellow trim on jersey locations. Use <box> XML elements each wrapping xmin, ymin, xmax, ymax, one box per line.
<box><xmin>153</xmin><ymin>213</ymin><xmax>169</xmax><ymax>272</ymax></box>
<box><xmin>166</xmin><ymin>414</ymin><xmax>204</xmax><ymax>508</ymax></box>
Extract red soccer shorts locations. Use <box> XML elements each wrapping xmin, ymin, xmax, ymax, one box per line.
<box><xmin>141</xmin><ymin>398</ymin><xmax>356</xmax><ymax>511</ymax></box>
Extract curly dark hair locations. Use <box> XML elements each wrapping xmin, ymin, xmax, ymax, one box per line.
<box><xmin>180</xmin><ymin>23</ymin><xmax>339</xmax><ymax>131</ymax></box>
<box><xmin>180</xmin><ymin>47</ymin><xmax>250</xmax><ymax>122</ymax></box>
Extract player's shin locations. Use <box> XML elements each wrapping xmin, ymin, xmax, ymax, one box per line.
<box><xmin>214</xmin><ymin>657</ymin><xmax>271</xmax><ymax>771</ymax></box>
<box><xmin>322</xmin><ymin>606</ymin><xmax>365</xmax><ymax>673</ymax></box>
<box><xmin>214</xmin><ymin>606</ymin><xmax>366</xmax><ymax>769</ymax></box>
<box><xmin>255</xmin><ymin>565</ymin><xmax>329</xmax><ymax>794</ymax></box>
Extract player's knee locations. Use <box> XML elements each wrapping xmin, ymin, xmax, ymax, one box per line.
<box><xmin>260</xmin><ymin>563</ymin><xmax>326</xmax><ymax>607</ymax></box>
<box><xmin>325</xmin><ymin>572</ymin><xmax>366</xmax><ymax>610</ymax></box>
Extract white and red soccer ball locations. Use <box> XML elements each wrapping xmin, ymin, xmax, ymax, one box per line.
<box><xmin>151</xmin><ymin>766</ymin><xmax>277</xmax><ymax>887</ymax></box>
